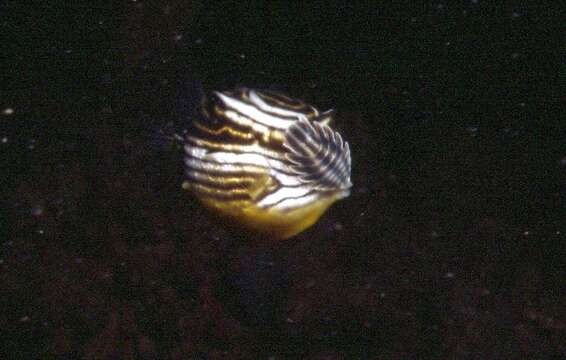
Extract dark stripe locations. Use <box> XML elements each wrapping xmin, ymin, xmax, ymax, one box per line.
<box><xmin>184</xmin><ymin>165</ymin><xmax>265</xmax><ymax>179</ymax></box>
<box><xmin>193</xmin><ymin>120</ymin><xmax>287</xmax><ymax>155</ymax></box>
<box><xmin>196</xmin><ymin>111</ymin><xmax>255</xmax><ymax>135</ymax></box>
<box><xmin>189</xmin><ymin>183</ymin><xmax>252</xmax><ymax>201</ymax></box>
<box><xmin>186</xmin><ymin>171</ymin><xmax>287</xmax><ymax>205</ymax></box>
<box><xmin>185</xmin><ymin>170</ymin><xmax>258</xmax><ymax>190</ymax></box>
<box><xmin>192</xmin><ymin>122</ymin><xmax>256</xmax><ymax>144</ymax></box>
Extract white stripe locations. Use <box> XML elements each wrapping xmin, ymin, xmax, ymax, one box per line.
<box><xmin>216</xmin><ymin>92</ymin><xmax>296</xmax><ymax>130</ymax></box>
<box><xmin>202</xmin><ymin>151</ymin><xmax>295</xmax><ymax>173</ymax></box>
<box><xmin>186</xmin><ymin>145</ymin><xmax>208</xmax><ymax>158</ymax></box>
<box><xmin>223</xmin><ymin>110</ymin><xmax>271</xmax><ymax>134</ymax></box>
<box><xmin>249</xmin><ymin>90</ymin><xmax>315</xmax><ymax>118</ymax></box>
<box><xmin>273</xmin><ymin>193</ymin><xmax>321</xmax><ymax>211</ymax></box>
<box><xmin>185</xmin><ymin>139</ymin><xmax>285</xmax><ymax>161</ymax></box>
<box><xmin>185</xmin><ymin>149</ymin><xmax>298</xmax><ymax>177</ymax></box>
<box><xmin>271</xmin><ymin>172</ymin><xmax>303</xmax><ymax>186</ymax></box>
<box><xmin>185</xmin><ymin>157</ymin><xmax>266</xmax><ymax>174</ymax></box>
<box><xmin>204</xmin><ymin>151</ymin><xmax>270</xmax><ymax>167</ymax></box>
<box><xmin>257</xmin><ymin>186</ymin><xmax>312</xmax><ymax>207</ymax></box>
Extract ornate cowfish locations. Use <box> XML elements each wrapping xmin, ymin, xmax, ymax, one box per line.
<box><xmin>182</xmin><ymin>87</ymin><xmax>352</xmax><ymax>239</ymax></box>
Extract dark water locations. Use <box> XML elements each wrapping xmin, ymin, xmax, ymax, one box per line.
<box><xmin>2</xmin><ymin>2</ymin><xmax>565</xmax><ymax>358</ymax></box>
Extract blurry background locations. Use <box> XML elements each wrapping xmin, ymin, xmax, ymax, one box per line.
<box><xmin>1</xmin><ymin>1</ymin><xmax>564</xmax><ymax>358</ymax></box>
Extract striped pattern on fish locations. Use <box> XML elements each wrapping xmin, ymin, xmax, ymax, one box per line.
<box><xmin>182</xmin><ymin>87</ymin><xmax>352</xmax><ymax>239</ymax></box>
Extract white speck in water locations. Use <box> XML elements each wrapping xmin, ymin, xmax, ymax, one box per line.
<box><xmin>31</xmin><ymin>204</ymin><xmax>44</xmax><ymax>217</ymax></box>
<box><xmin>471</xmin><ymin>0</ymin><xmax>479</xmax><ymax>4</ymax></box>
<box><xmin>3</xmin><ymin>108</ymin><xmax>14</xmax><ymax>115</ymax></box>
<box><xmin>1</xmin><ymin>137</ymin><xmax>8</xmax><ymax>144</ymax></box>
<box><xmin>37</xmin><ymin>229</ymin><xmax>45</xmax><ymax>235</ymax></box>
<box><xmin>511</xmin><ymin>52</ymin><xmax>520</xmax><ymax>59</ymax></box>
<box><xmin>0</xmin><ymin>259</ymin><xmax>4</xmax><ymax>264</ymax></box>
<box><xmin>195</xmin><ymin>38</ymin><xmax>203</xmax><ymax>44</ymax></box>
<box><xmin>511</xmin><ymin>11</ymin><xmax>521</xmax><ymax>18</ymax></box>
<box><xmin>20</xmin><ymin>316</ymin><xmax>30</xmax><ymax>322</ymax></box>
<box><xmin>523</xmin><ymin>231</ymin><xmax>530</xmax><ymax>236</ymax></box>
<box><xmin>466</xmin><ymin>126</ymin><xmax>479</xmax><ymax>136</ymax></box>
<box><xmin>174</xmin><ymin>33</ymin><xmax>183</xmax><ymax>41</ymax></box>
<box><xmin>258</xmin><ymin>260</ymin><xmax>275</xmax><ymax>267</ymax></box>
<box><xmin>305</xmin><ymin>279</ymin><xmax>316</xmax><ymax>289</ymax></box>
<box><xmin>239</xmin><ymin>53</ymin><xmax>246</xmax><ymax>59</ymax></box>
<box><xmin>444</xmin><ymin>272</ymin><xmax>455</xmax><ymax>279</ymax></box>
<box><xmin>445</xmin><ymin>41</ymin><xmax>451</xmax><ymax>46</ymax></box>
<box><xmin>65</xmin><ymin>49</ymin><xmax>72</xmax><ymax>54</ymax></box>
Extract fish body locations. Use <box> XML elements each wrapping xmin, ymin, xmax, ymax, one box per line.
<box><xmin>183</xmin><ymin>88</ymin><xmax>351</xmax><ymax>239</ymax></box>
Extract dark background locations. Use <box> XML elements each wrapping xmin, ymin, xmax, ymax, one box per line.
<box><xmin>2</xmin><ymin>1</ymin><xmax>564</xmax><ymax>358</ymax></box>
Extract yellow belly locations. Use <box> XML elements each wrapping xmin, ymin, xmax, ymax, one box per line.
<box><xmin>198</xmin><ymin>194</ymin><xmax>340</xmax><ymax>240</ymax></box>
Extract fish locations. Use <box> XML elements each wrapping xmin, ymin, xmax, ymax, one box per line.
<box><xmin>182</xmin><ymin>87</ymin><xmax>352</xmax><ymax>239</ymax></box>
